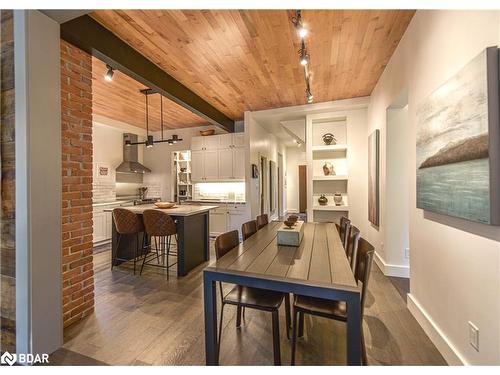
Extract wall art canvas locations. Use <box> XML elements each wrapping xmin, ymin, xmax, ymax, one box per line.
<box><xmin>416</xmin><ymin>47</ymin><xmax>500</xmax><ymax>225</ymax></box>
<box><xmin>368</xmin><ymin>129</ymin><xmax>380</xmax><ymax>226</ymax></box>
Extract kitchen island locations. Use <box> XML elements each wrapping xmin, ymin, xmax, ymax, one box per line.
<box><xmin>104</xmin><ymin>204</ymin><xmax>217</xmax><ymax>276</ymax></box>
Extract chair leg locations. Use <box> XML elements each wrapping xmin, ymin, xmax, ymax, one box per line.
<box><xmin>236</xmin><ymin>305</ymin><xmax>242</xmax><ymax>328</ymax></box>
<box><xmin>290</xmin><ymin>307</ymin><xmax>298</xmax><ymax>365</ymax></box>
<box><xmin>284</xmin><ymin>294</ymin><xmax>291</xmax><ymax>339</ymax></box>
<box><xmin>298</xmin><ymin>311</ymin><xmax>304</xmax><ymax>338</ymax></box>
<box><xmin>133</xmin><ymin>234</ymin><xmax>138</xmax><ymax>275</ymax></box>
<box><xmin>166</xmin><ymin>235</ymin><xmax>170</xmax><ymax>280</ymax></box>
<box><xmin>361</xmin><ymin>323</ymin><xmax>367</xmax><ymax>365</ymax></box>
<box><xmin>111</xmin><ymin>234</ymin><xmax>121</xmax><ymax>270</ymax></box>
<box><xmin>217</xmin><ymin>303</ymin><xmax>225</xmax><ymax>362</ymax></box>
<box><xmin>139</xmin><ymin>234</ymin><xmax>149</xmax><ymax>275</ymax></box>
<box><xmin>271</xmin><ymin>310</ymin><xmax>281</xmax><ymax>365</ymax></box>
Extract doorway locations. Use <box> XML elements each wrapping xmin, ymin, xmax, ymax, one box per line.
<box><xmin>260</xmin><ymin>156</ymin><xmax>268</xmax><ymax>215</ymax></box>
<box><xmin>278</xmin><ymin>153</ymin><xmax>284</xmax><ymax>218</ymax></box>
<box><xmin>299</xmin><ymin>165</ymin><xmax>307</xmax><ymax>213</ymax></box>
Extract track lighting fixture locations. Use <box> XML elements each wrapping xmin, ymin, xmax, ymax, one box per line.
<box><xmin>298</xmin><ymin>26</ymin><xmax>308</xmax><ymax>38</ymax></box>
<box><xmin>291</xmin><ymin>10</ymin><xmax>314</xmax><ymax>104</ymax></box>
<box><xmin>104</xmin><ymin>64</ymin><xmax>114</xmax><ymax>81</ymax></box>
<box><xmin>306</xmin><ymin>89</ymin><xmax>314</xmax><ymax>103</ymax></box>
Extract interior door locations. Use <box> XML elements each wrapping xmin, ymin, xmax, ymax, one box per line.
<box><xmin>191</xmin><ymin>150</ymin><xmax>204</xmax><ymax>181</ymax></box>
<box><xmin>204</xmin><ymin>150</ymin><xmax>219</xmax><ymax>180</ymax></box>
<box><xmin>218</xmin><ymin>149</ymin><xmax>233</xmax><ymax>179</ymax></box>
<box><xmin>299</xmin><ymin>165</ymin><xmax>307</xmax><ymax>213</ymax></box>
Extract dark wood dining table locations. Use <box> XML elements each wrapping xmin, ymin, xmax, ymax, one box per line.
<box><xmin>203</xmin><ymin>221</ymin><xmax>362</xmax><ymax>365</ymax></box>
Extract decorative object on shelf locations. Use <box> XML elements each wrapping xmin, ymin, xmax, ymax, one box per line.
<box><xmin>416</xmin><ymin>47</ymin><xmax>500</xmax><ymax>225</ymax></box>
<box><xmin>322</xmin><ymin>133</ymin><xmax>337</xmax><ymax>145</ymax></box>
<box><xmin>334</xmin><ymin>192</ymin><xmax>343</xmax><ymax>206</ymax></box>
<box><xmin>368</xmin><ymin>129</ymin><xmax>380</xmax><ymax>226</ymax></box>
<box><xmin>180</xmin><ymin>167</ymin><xmax>187</xmax><ymax>172</ymax></box>
<box><xmin>154</xmin><ymin>202</ymin><xmax>176</xmax><ymax>209</ymax></box>
<box><xmin>283</xmin><ymin>219</ymin><xmax>295</xmax><ymax>228</ymax></box>
<box><xmin>318</xmin><ymin>194</ymin><xmax>328</xmax><ymax>206</ymax></box>
<box><xmin>252</xmin><ymin>164</ymin><xmax>259</xmax><ymax>178</ymax></box>
<box><xmin>287</xmin><ymin>215</ymin><xmax>298</xmax><ymax>223</ymax></box>
<box><xmin>323</xmin><ymin>161</ymin><xmax>335</xmax><ymax>176</ymax></box>
<box><xmin>200</xmin><ymin>129</ymin><xmax>215</xmax><ymax>136</ymax></box>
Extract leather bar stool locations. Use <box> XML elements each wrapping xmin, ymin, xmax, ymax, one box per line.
<box><xmin>140</xmin><ymin>209</ymin><xmax>178</xmax><ymax>279</ymax></box>
<box><xmin>241</xmin><ymin>220</ymin><xmax>258</xmax><ymax>240</ymax></box>
<box><xmin>112</xmin><ymin>208</ymin><xmax>146</xmax><ymax>275</ymax></box>
<box><xmin>291</xmin><ymin>237</ymin><xmax>375</xmax><ymax>365</ymax></box>
<box><xmin>256</xmin><ymin>214</ymin><xmax>269</xmax><ymax>230</ymax></box>
<box><xmin>215</xmin><ymin>230</ymin><xmax>291</xmax><ymax>365</ymax></box>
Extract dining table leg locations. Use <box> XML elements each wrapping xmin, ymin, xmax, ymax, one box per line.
<box><xmin>346</xmin><ymin>292</ymin><xmax>362</xmax><ymax>365</ymax></box>
<box><xmin>204</xmin><ymin>271</ymin><xmax>219</xmax><ymax>365</ymax></box>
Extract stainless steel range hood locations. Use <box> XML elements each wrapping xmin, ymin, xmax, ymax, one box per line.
<box><xmin>115</xmin><ymin>133</ymin><xmax>151</xmax><ymax>174</ymax></box>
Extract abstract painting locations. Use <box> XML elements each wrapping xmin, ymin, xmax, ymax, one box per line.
<box><xmin>368</xmin><ymin>129</ymin><xmax>380</xmax><ymax>226</ymax></box>
<box><xmin>416</xmin><ymin>47</ymin><xmax>500</xmax><ymax>225</ymax></box>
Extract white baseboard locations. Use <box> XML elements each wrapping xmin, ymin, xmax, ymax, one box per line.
<box><xmin>374</xmin><ymin>251</ymin><xmax>410</xmax><ymax>278</ymax></box>
<box><xmin>407</xmin><ymin>294</ymin><xmax>466</xmax><ymax>365</ymax></box>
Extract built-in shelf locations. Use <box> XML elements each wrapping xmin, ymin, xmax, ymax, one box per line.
<box><xmin>312</xmin><ymin>144</ymin><xmax>348</xmax><ymax>152</ymax></box>
<box><xmin>313</xmin><ymin>205</ymin><xmax>349</xmax><ymax>211</ymax></box>
<box><xmin>313</xmin><ymin>175</ymin><xmax>348</xmax><ymax>181</ymax></box>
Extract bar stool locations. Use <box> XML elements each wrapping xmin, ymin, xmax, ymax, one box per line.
<box><xmin>256</xmin><ymin>214</ymin><xmax>269</xmax><ymax>229</ymax></box>
<box><xmin>112</xmin><ymin>208</ymin><xmax>145</xmax><ymax>275</ymax></box>
<box><xmin>140</xmin><ymin>209</ymin><xmax>178</xmax><ymax>279</ymax></box>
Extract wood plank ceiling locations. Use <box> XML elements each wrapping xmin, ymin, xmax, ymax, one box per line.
<box><xmin>92</xmin><ymin>57</ymin><xmax>209</xmax><ymax>130</ymax></box>
<box><xmin>91</xmin><ymin>9</ymin><xmax>415</xmax><ymax>122</ymax></box>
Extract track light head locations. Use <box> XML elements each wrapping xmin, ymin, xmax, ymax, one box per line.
<box><xmin>104</xmin><ymin>65</ymin><xmax>114</xmax><ymax>82</ymax></box>
<box><xmin>306</xmin><ymin>89</ymin><xmax>314</xmax><ymax>103</ymax></box>
<box><xmin>298</xmin><ymin>26</ymin><xmax>307</xmax><ymax>38</ymax></box>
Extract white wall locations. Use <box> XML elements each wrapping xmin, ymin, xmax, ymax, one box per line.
<box><xmin>366</xmin><ymin>10</ymin><xmax>500</xmax><ymax>365</ymax></box>
<box><xmin>245</xmin><ymin>112</ymin><xmax>286</xmax><ymax>220</ymax></box>
<box><xmin>286</xmin><ymin>146</ymin><xmax>306</xmax><ymax>213</ymax></box>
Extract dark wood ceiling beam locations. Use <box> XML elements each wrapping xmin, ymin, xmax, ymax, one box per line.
<box><xmin>60</xmin><ymin>15</ymin><xmax>234</xmax><ymax>132</ymax></box>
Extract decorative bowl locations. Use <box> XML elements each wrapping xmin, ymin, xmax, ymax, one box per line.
<box><xmin>180</xmin><ymin>167</ymin><xmax>187</xmax><ymax>172</ymax></box>
<box><xmin>284</xmin><ymin>220</ymin><xmax>295</xmax><ymax>228</ymax></box>
<box><xmin>287</xmin><ymin>215</ymin><xmax>298</xmax><ymax>223</ymax></box>
<box><xmin>154</xmin><ymin>202</ymin><xmax>176</xmax><ymax>209</ymax></box>
<box><xmin>200</xmin><ymin>129</ymin><xmax>216</xmax><ymax>136</ymax></box>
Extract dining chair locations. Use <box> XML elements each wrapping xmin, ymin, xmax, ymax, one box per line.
<box><xmin>256</xmin><ymin>214</ymin><xmax>269</xmax><ymax>230</ymax></box>
<box><xmin>140</xmin><ymin>209</ymin><xmax>178</xmax><ymax>279</ymax></box>
<box><xmin>112</xmin><ymin>208</ymin><xmax>146</xmax><ymax>274</ymax></box>
<box><xmin>214</xmin><ymin>230</ymin><xmax>291</xmax><ymax>365</ymax></box>
<box><xmin>290</xmin><ymin>237</ymin><xmax>375</xmax><ymax>365</ymax></box>
<box><xmin>340</xmin><ymin>217</ymin><xmax>351</xmax><ymax>249</ymax></box>
<box><xmin>346</xmin><ymin>225</ymin><xmax>361</xmax><ymax>271</ymax></box>
<box><xmin>241</xmin><ymin>220</ymin><xmax>258</xmax><ymax>240</ymax></box>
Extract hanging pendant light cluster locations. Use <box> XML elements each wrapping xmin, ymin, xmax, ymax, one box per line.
<box><xmin>125</xmin><ymin>89</ymin><xmax>183</xmax><ymax>148</ymax></box>
<box><xmin>291</xmin><ymin>10</ymin><xmax>313</xmax><ymax>104</ymax></box>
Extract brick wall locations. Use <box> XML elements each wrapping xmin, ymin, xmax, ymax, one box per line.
<box><xmin>60</xmin><ymin>40</ymin><xmax>95</xmax><ymax>328</ymax></box>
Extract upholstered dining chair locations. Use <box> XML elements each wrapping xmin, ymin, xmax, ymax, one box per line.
<box><xmin>141</xmin><ymin>209</ymin><xmax>178</xmax><ymax>279</ymax></box>
<box><xmin>112</xmin><ymin>208</ymin><xmax>146</xmax><ymax>274</ymax></box>
<box><xmin>241</xmin><ymin>220</ymin><xmax>258</xmax><ymax>240</ymax></box>
<box><xmin>256</xmin><ymin>214</ymin><xmax>269</xmax><ymax>230</ymax></box>
<box><xmin>290</xmin><ymin>237</ymin><xmax>375</xmax><ymax>366</ymax></box>
<box><xmin>346</xmin><ymin>225</ymin><xmax>361</xmax><ymax>271</ymax></box>
<box><xmin>214</xmin><ymin>230</ymin><xmax>291</xmax><ymax>365</ymax></box>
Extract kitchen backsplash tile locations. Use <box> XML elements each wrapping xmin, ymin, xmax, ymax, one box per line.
<box><xmin>92</xmin><ymin>179</ymin><xmax>116</xmax><ymax>203</ymax></box>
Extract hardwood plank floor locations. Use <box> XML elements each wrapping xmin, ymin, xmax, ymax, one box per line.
<box><xmin>53</xmin><ymin>242</ymin><xmax>446</xmax><ymax>366</ymax></box>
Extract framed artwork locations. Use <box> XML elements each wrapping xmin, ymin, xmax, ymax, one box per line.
<box><xmin>368</xmin><ymin>129</ymin><xmax>380</xmax><ymax>226</ymax></box>
<box><xmin>416</xmin><ymin>47</ymin><xmax>500</xmax><ymax>225</ymax></box>
<box><xmin>95</xmin><ymin>162</ymin><xmax>112</xmax><ymax>181</ymax></box>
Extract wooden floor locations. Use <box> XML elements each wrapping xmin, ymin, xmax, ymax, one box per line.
<box><xmin>54</xmin><ymin>242</ymin><xmax>446</xmax><ymax>366</ymax></box>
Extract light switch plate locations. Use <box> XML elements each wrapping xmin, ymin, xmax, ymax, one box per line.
<box><xmin>468</xmin><ymin>321</ymin><xmax>479</xmax><ymax>351</ymax></box>
<box><xmin>404</xmin><ymin>248</ymin><xmax>410</xmax><ymax>259</ymax></box>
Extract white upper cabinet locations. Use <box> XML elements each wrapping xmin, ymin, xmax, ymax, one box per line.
<box><xmin>204</xmin><ymin>150</ymin><xmax>219</xmax><ymax>180</ymax></box>
<box><xmin>191</xmin><ymin>150</ymin><xmax>205</xmax><ymax>180</ymax></box>
<box><xmin>191</xmin><ymin>136</ymin><xmax>205</xmax><ymax>151</ymax></box>
<box><xmin>191</xmin><ymin>133</ymin><xmax>246</xmax><ymax>181</ymax></box>
<box><xmin>232</xmin><ymin>133</ymin><xmax>245</xmax><ymax>148</ymax></box>
<box><xmin>232</xmin><ymin>149</ymin><xmax>246</xmax><ymax>179</ymax></box>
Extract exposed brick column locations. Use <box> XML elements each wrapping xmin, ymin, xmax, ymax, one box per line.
<box><xmin>60</xmin><ymin>40</ymin><xmax>94</xmax><ymax>328</ymax></box>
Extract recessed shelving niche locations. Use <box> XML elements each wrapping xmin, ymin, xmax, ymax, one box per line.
<box><xmin>307</xmin><ymin>114</ymin><xmax>349</xmax><ymax>222</ymax></box>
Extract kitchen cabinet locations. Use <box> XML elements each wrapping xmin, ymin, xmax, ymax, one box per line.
<box><xmin>208</xmin><ymin>203</ymin><xmax>248</xmax><ymax>238</ymax></box>
<box><xmin>93</xmin><ymin>202</ymin><xmax>130</xmax><ymax>244</ymax></box>
<box><xmin>232</xmin><ymin>149</ymin><xmax>246</xmax><ymax>179</ymax></box>
<box><xmin>218</xmin><ymin>149</ymin><xmax>234</xmax><ymax>179</ymax></box>
<box><xmin>93</xmin><ymin>212</ymin><xmax>107</xmax><ymax>243</ymax></box>
<box><xmin>192</xmin><ymin>135</ymin><xmax>220</xmax><ymax>151</ymax></box>
<box><xmin>192</xmin><ymin>150</ymin><xmax>219</xmax><ymax>181</ymax></box>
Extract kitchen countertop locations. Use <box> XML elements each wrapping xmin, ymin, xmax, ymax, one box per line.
<box><xmin>92</xmin><ymin>200</ymin><xmax>134</xmax><ymax>207</ymax></box>
<box><xmin>103</xmin><ymin>204</ymin><xmax>218</xmax><ymax>216</ymax></box>
<box><xmin>185</xmin><ymin>200</ymin><xmax>246</xmax><ymax>205</ymax></box>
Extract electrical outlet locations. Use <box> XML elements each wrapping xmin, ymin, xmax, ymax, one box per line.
<box><xmin>405</xmin><ymin>248</ymin><xmax>410</xmax><ymax>259</ymax></box>
<box><xmin>468</xmin><ymin>321</ymin><xmax>479</xmax><ymax>351</ymax></box>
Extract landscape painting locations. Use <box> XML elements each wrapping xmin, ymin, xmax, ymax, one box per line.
<box><xmin>368</xmin><ymin>129</ymin><xmax>380</xmax><ymax>226</ymax></box>
<box><xmin>416</xmin><ymin>48</ymin><xmax>499</xmax><ymax>225</ymax></box>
